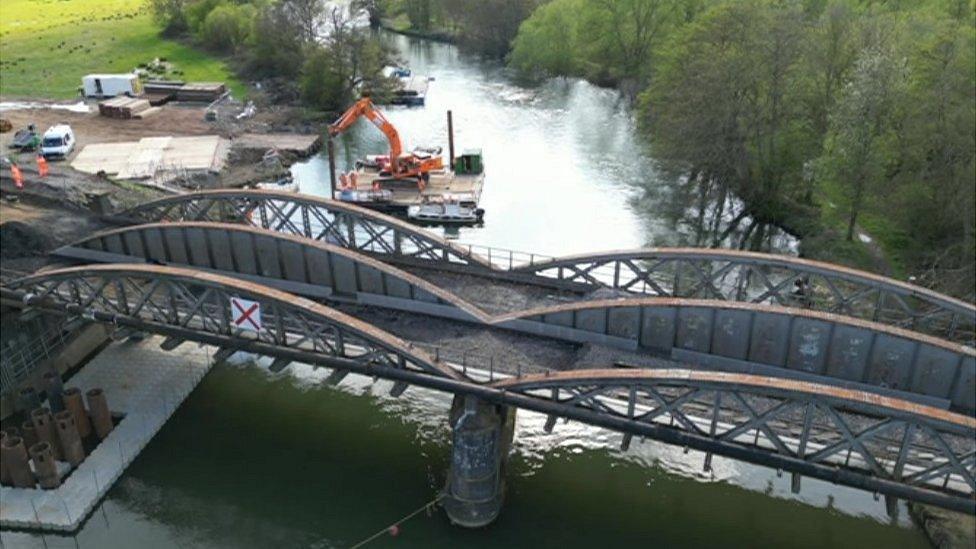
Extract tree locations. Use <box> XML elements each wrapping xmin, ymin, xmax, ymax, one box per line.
<box><xmin>511</xmin><ymin>0</ymin><xmax>682</xmax><ymax>88</ymax></box>
<box><xmin>888</xmin><ymin>19</ymin><xmax>975</xmax><ymax>294</ymax></box>
<box><xmin>510</xmin><ymin>0</ymin><xmax>581</xmax><ymax>77</ymax></box>
<box><xmin>819</xmin><ymin>41</ymin><xmax>902</xmax><ymax>241</ymax></box>
<box><xmin>149</xmin><ymin>0</ymin><xmax>189</xmax><ymax>35</ymax></box>
<box><xmin>449</xmin><ymin>0</ymin><xmax>540</xmax><ymax>58</ymax></box>
<box><xmin>639</xmin><ymin>1</ymin><xmax>811</xmax><ymax>228</ymax></box>
<box><xmin>248</xmin><ymin>3</ymin><xmax>306</xmax><ymax>79</ymax></box>
<box><xmin>281</xmin><ymin>0</ymin><xmax>327</xmax><ymax>44</ymax></box>
<box><xmin>301</xmin><ymin>7</ymin><xmax>394</xmax><ymax>110</ymax></box>
<box><xmin>201</xmin><ymin>3</ymin><xmax>254</xmax><ymax>52</ymax></box>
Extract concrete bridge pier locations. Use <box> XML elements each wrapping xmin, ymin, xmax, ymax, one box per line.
<box><xmin>443</xmin><ymin>395</ymin><xmax>516</xmax><ymax>528</ymax></box>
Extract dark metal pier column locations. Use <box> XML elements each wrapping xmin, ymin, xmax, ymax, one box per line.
<box><xmin>443</xmin><ymin>395</ymin><xmax>516</xmax><ymax>528</ymax></box>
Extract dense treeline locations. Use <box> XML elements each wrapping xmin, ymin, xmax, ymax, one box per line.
<box><xmin>150</xmin><ymin>0</ymin><xmax>395</xmax><ymax>110</ymax></box>
<box><xmin>512</xmin><ymin>0</ymin><xmax>975</xmax><ymax>298</ymax></box>
<box><xmin>374</xmin><ymin>0</ymin><xmax>542</xmax><ymax>57</ymax></box>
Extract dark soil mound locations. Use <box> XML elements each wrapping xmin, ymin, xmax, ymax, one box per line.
<box><xmin>0</xmin><ymin>221</ymin><xmax>53</xmax><ymax>259</ymax></box>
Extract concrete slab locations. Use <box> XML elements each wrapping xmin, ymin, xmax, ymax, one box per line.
<box><xmin>71</xmin><ymin>135</ymin><xmax>227</xmax><ymax>182</ymax></box>
<box><xmin>0</xmin><ymin>336</ymin><xmax>213</xmax><ymax>532</ymax></box>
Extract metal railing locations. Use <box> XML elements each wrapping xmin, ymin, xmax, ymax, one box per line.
<box><xmin>0</xmin><ymin>323</ymin><xmax>71</xmax><ymax>392</ymax></box>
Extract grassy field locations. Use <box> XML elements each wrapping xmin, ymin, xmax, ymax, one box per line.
<box><xmin>0</xmin><ymin>0</ymin><xmax>244</xmax><ymax>99</ymax></box>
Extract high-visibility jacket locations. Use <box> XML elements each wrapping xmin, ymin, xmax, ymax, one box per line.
<box><xmin>11</xmin><ymin>164</ymin><xmax>23</xmax><ymax>189</ymax></box>
<box><xmin>36</xmin><ymin>156</ymin><xmax>49</xmax><ymax>177</ymax></box>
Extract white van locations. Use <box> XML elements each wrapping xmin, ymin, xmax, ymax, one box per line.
<box><xmin>41</xmin><ymin>124</ymin><xmax>76</xmax><ymax>158</ymax></box>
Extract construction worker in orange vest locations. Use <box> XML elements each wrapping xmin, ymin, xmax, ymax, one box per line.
<box><xmin>10</xmin><ymin>163</ymin><xmax>23</xmax><ymax>189</ymax></box>
<box><xmin>36</xmin><ymin>155</ymin><xmax>48</xmax><ymax>177</ymax></box>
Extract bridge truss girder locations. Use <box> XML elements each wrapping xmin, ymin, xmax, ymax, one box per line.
<box><xmin>117</xmin><ymin>189</ymin><xmax>488</xmax><ymax>268</ymax></box>
<box><xmin>515</xmin><ymin>250</ymin><xmax>976</xmax><ymax>346</ymax></box>
<box><xmin>2</xmin><ymin>265</ymin><xmax>973</xmax><ymax>514</ymax></box>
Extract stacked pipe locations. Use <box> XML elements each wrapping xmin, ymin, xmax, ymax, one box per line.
<box><xmin>0</xmin><ymin>385</ymin><xmax>113</xmax><ymax>492</ymax></box>
<box><xmin>55</xmin><ymin>410</ymin><xmax>85</xmax><ymax>466</ymax></box>
<box><xmin>86</xmin><ymin>388</ymin><xmax>114</xmax><ymax>440</ymax></box>
<box><xmin>30</xmin><ymin>442</ymin><xmax>60</xmax><ymax>489</ymax></box>
<box><xmin>63</xmin><ymin>387</ymin><xmax>92</xmax><ymax>438</ymax></box>
<box><xmin>30</xmin><ymin>407</ymin><xmax>63</xmax><ymax>461</ymax></box>
<box><xmin>0</xmin><ymin>434</ymin><xmax>35</xmax><ymax>488</ymax></box>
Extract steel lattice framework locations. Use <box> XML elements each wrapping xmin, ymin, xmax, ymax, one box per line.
<box><xmin>494</xmin><ymin>369</ymin><xmax>976</xmax><ymax>513</ymax></box>
<box><xmin>513</xmin><ymin>249</ymin><xmax>976</xmax><ymax>345</ymax></box>
<box><xmin>1</xmin><ymin>264</ymin><xmax>460</xmax><ymax>381</ymax></box>
<box><xmin>117</xmin><ymin>189</ymin><xmax>490</xmax><ymax>268</ymax></box>
<box><xmin>118</xmin><ymin>191</ymin><xmax>974</xmax><ymax>345</ymax></box>
<box><xmin>1</xmin><ymin>265</ymin><xmax>974</xmax><ymax>512</ymax></box>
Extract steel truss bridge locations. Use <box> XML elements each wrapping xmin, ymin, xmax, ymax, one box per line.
<box><xmin>3</xmin><ymin>189</ymin><xmax>974</xmax><ymax>514</ymax></box>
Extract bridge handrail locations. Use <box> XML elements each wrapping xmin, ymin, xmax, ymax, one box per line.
<box><xmin>510</xmin><ymin>247</ymin><xmax>976</xmax><ymax>316</ymax></box>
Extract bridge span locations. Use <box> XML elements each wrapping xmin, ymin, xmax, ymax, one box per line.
<box><xmin>2</xmin><ymin>189</ymin><xmax>974</xmax><ymax>525</ymax></box>
<box><xmin>54</xmin><ymin>219</ymin><xmax>976</xmax><ymax>414</ymax></box>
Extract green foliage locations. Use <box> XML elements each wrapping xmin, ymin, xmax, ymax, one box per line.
<box><xmin>640</xmin><ymin>1</ymin><xmax>813</xmax><ymax>218</ymax></box>
<box><xmin>509</xmin><ymin>0</ymin><xmax>581</xmax><ymax>77</ymax></box>
<box><xmin>572</xmin><ymin>0</ymin><xmax>976</xmax><ymax>294</ymax></box>
<box><xmin>300</xmin><ymin>48</ymin><xmax>346</xmax><ymax>112</ymax></box>
<box><xmin>512</xmin><ymin>0</ymin><xmax>686</xmax><ymax>86</ymax></box>
<box><xmin>300</xmin><ymin>9</ymin><xmax>394</xmax><ymax>111</ymax></box>
<box><xmin>246</xmin><ymin>5</ymin><xmax>302</xmax><ymax>78</ymax></box>
<box><xmin>381</xmin><ymin>0</ymin><xmax>540</xmax><ymax>57</ymax></box>
<box><xmin>201</xmin><ymin>3</ymin><xmax>255</xmax><ymax>51</ymax></box>
<box><xmin>817</xmin><ymin>37</ymin><xmax>903</xmax><ymax>241</ymax></box>
<box><xmin>150</xmin><ymin>0</ymin><xmax>189</xmax><ymax>35</ymax></box>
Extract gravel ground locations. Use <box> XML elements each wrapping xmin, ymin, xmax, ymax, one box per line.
<box><xmin>400</xmin><ymin>266</ymin><xmax>636</xmax><ymax>315</ymax></box>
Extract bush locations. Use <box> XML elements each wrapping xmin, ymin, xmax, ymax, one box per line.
<box><xmin>201</xmin><ymin>3</ymin><xmax>254</xmax><ymax>52</ymax></box>
<box><xmin>300</xmin><ymin>48</ymin><xmax>346</xmax><ymax>111</ymax></box>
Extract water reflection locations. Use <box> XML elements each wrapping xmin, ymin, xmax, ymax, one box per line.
<box><xmin>293</xmin><ymin>33</ymin><xmax>800</xmax><ymax>258</ymax></box>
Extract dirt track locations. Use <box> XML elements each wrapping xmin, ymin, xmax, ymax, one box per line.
<box><xmin>0</xmin><ymin>103</ymin><xmax>215</xmax><ymax>161</ymax></box>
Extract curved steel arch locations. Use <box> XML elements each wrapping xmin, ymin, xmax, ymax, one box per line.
<box><xmin>117</xmin><ymin>189</ymin><xmax>492</xmax><ymax>269</ymax></box>
<box><xmin>116</xmin><ymin>191</ymin><xmax>974</xmax><ymax>344</ymax></box>
<box><xmin>512</xmin><ymin>248</ymin><xmax>976</xmax><ymax>345</ymax></box>
<box><xmin>493</xmin><ymin>298</ymin><xmax>976</xmax><ymax>414</ymax></box>
<box><xmin>54</xmin><ymin>221</ymin><xmax>491</xmax><ymax>322</ymax></box>
<box><xmin>491</xmin><ymin>368</ymin><xmax>976</xmax><ymax>513</ymax></box>
<box><xmin>52</xmin><ymin>224</ymin><xmax>976</xmax><ymax>413</ymax></box>
<box><xmin>1</xmin><ymin>264</ymin><xmax>461</xmax><ymax>381</ymax></box>
<box><xmin>2</xmin><ymin>266</ymin><xmax>973</xmax><ymax>511</ymax></box>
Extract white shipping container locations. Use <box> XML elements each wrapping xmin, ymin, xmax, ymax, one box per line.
<box><xmin>81</xmin><ymin>74</ymin><xmax>143</xmax><ymax>98</ymax></box>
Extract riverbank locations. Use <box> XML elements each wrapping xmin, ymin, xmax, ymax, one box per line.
<box><xmin>379</xmin><ymin>16</ymin><xmax>457</xmax><ymax>44</ymax></box>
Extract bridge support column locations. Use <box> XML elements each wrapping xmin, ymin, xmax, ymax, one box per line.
<box><xmin>443</xmin><ymin>395</ymin><xmax>516</xmax><ymax>528</ymax></box>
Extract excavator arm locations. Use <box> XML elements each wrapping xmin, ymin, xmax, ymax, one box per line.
<box><xmin>329</xmin><ymin>98</ymin><xmax>403</xmax><ymax>173</ymax></box>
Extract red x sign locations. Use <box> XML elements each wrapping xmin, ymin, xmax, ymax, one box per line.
<box><xmin>230</xmin><ymin>297</ymin><xmax>262</xmax><ymax>332</ymax></box>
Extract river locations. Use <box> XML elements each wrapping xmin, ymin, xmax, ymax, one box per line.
<box><xmin>7</xmin><ymin>33</ymin><xmax>928</xmax><ymax>548</ymax></box>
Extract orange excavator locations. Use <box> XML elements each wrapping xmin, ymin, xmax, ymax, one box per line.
<box><xmin>328</xmin><ymin>97</ymin><xmax>444</xmax><ymax>182</ymax></box>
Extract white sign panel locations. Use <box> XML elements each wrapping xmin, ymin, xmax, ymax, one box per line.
<box><xmin>230</xmin><ymin>297</ymin><xmax>262</xmax><ymax>332</ymax></box>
